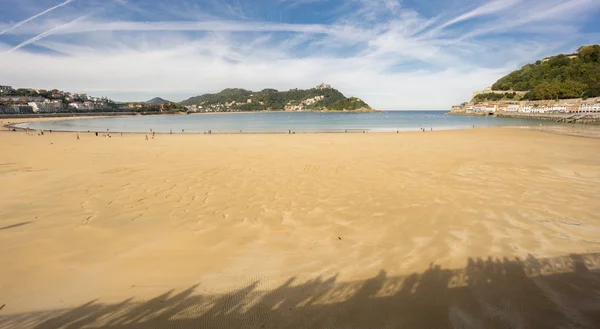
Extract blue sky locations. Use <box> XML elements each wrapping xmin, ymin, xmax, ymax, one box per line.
<box><xmin>0</xmin><ymin>0</ymin><xmax>599</xmax><ymax>109</ymax></box>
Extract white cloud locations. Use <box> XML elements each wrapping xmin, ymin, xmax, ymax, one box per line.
<box><xmin>0</xmin><ymin>0</ymin><xmax>599</xmax><ymax>109</ymax></box>
<box><xmin>6</xmin><ymin>15</ymin><xmax>87</xmax><ymax>53</ymax></box>
<box><xmin>0</xmin><ymin>0</ymin><xmax>74</xmax><ymax>36</ymax></box>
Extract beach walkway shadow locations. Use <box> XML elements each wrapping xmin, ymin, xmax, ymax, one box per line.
<box><xmin>1</xmin><ymin>253</ymin><xmax>599</xmax><ymax>328</ymax></box>
<box><xmin>0</xmin><ymin>222</ymin><xmax>31</xmax><ymax>231</ymax></box>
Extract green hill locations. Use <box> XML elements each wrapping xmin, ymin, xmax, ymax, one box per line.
<box><xmin>489</xmin><ymin>45</ymin><xmax>600</xmax><ymax>100</ymax></box>
<box><xmin>146</xmin><ymin>97</ymin><xmax>171</xmax><ymax>104</ymax></box>
<box><xmin>179</xmin><ymin>85</ymin><xmax>373</xmax><ymax>111</ymax></box>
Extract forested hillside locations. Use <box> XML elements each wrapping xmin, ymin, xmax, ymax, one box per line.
<box><xmin>490</xmin><ymin>45</ymin><xmax>600</xmax><ymax>100</ymax></box>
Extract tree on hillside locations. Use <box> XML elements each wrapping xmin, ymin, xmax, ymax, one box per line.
<box><xmin>491</xmin><ymin>44</ymin><xmax>600</xmax><ymax>100</ymax></box>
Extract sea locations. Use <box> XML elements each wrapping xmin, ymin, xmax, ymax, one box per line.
<box><xmin>16</xmin><ymin>111</ymin><xmax>555</xmax><ymax>133</ymax></box>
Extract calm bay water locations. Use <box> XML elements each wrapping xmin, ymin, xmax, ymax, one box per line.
<box><xmin>19</xmin><ymin>111</ymin><xmax>554</xmax><ymax>133</ymax></box>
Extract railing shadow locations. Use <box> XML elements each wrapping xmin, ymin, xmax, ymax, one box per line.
<box><xmin>0</xmin><ymin>222</ymin><xmax>31</xmax><ymax>231</ymax></box>
<box><xmin>1</xmin><ymin>253</ymin><xmax>599</xmax><ymax>329</ymax></box>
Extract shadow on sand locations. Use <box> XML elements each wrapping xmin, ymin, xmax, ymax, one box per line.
<box><xmin>1</xmin><ymin>253</ymin><xmax>600</xmax><ymax>329</ymax></box>
<box><xmin>0</xmin><ymin>222</ymin><xmax>32</xmax><ymax>231</ymax></box>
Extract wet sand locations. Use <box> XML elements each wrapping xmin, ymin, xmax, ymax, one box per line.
<box><xmin>1</xmin><ymin>128</ymin><xmax>600</xmax><ymax>328</ymax></box>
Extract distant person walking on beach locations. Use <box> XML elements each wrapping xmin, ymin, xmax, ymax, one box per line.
<box><xmin>95</xmin><ymin>132</ymin><xmax>98</xmax><ymax>137</ymax></box>
<box><xmin>77</xmin><ymin>134</ymin><xmax>80</xmax><ymax>140</ymax></box>
<box><xmin>145</xmin><ymin>135</ymin><xmax>148</xmax><ymax>140</ymax></box>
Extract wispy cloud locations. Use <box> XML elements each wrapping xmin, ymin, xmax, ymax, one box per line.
<box><xmin>5</xmin><ymin>15</ymin><xmax>87</xmax><ymax>53</ymax></box>
<box><xmin>432</xmin><ymin>0</ymin><xmax>521</xmax><ymax>32</ymax></box>
<box><xmin>0</xmin><ymin>0</ymin><xmax>74</xmax><ymax>36</ymax></box>
<box><xmin>0</xmin><ymin>0</ymin><xmax>599</xmax><ymax>109</ymax></box>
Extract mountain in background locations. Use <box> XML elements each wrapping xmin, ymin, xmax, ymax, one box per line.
<box><xmin>476</xmin><ymin>45</ymin><xmax>600</xmax><ymax>102</ymax></box>
<box><xmin>179</xmin><ymin>84</ymin><xmax>374</xmax><ymax>112</ymax></box>
<box><xmin>145</xmin><ymin>97</ymin><xmax>171</xmax><ymax>104</ymax></box>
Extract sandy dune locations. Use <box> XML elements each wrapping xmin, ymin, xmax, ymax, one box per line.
<box><xmin>1</xmin><ymin>128</ymin><xmax>600</xmax><ymax>328</ymax></box>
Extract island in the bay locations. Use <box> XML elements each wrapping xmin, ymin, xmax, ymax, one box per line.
<box><xmin>0</xmin><ymin>83</ymin><xmax>375</xmax><ymax>116</ymax></box>
<box><xmin>449</xmin><ymin>44</ymin><xmax>600</xmax><ymax>124</ymax></box>
<box><xmin>180</xmin><ymin>83</ymin><xmax>374</xmax><ymax>113</ymax></box>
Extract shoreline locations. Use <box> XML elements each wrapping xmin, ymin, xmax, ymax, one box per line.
<box><xmin>189</xmin><ymin>109</ymin><xmax>382</xmax><ymax>114</ymax></box>
<box><xmin>447</xmin><ymin>110</ymin><xmax>600</xmax><ymax>124</ymax></box>
<box><xmin>2</xmin><ymin>119</ymin><xmax>525</xmax><ymax>135</ymax></box>
<box><xmin>6</xmin><ymin>112</ymin><xmax>600</xmax><ymax>139</ymax></box>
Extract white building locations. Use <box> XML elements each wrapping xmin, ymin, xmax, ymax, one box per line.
<box><xmin>1</xmin><ymin>105</ymin><xmax>33</xmax><ymax>114</ymax></box>
<box><xmin>550</xmin><ymin>105</ymin><xmax>568</xmax><ymax>113</ymax></box>
<box><xmin>521</xmin><ymin>106</ymin><xmax>550</xmax><ymax>113</ymax></box>
<box><xmin>303</xmin><ymin>95</ymin><xmax>325</xmax><ymax>106</ymax></box>
<box><xmin>28</xmin><ymin>101</ymin><xmax>64</xmax><ymax>113</ymax></box>
<box><xmin>0</xmin><ymin>85</ymin><xmax>14</xmax><ymax>94</ymax></box>
<box><xmin>472</xmin><ymin>105</ymin><xmax>497</xmax><ymax>113</ymax></box>
<box><xmin>28</xmin><ymin>102</ymin><xmax>44</xmax><ymax>113</ymax></box>
<box><xmin>506</xmin><ymin>104</ymin><xmax>520</xmax><ymax>112</ymax></box>
<box><xmin>580</xmin><ymin>103</ymin><xmax>600</xmax><ymax>112</ymax></box>
<box><xmin>69</xmin><ymin>102</ymin><xmax>94</xmax><ymax>111</ymax></box>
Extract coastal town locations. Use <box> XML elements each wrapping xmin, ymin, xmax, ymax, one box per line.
<box><xmin>450</xmin><ymin>87</ymin><xmax>600</xmax><ymax>122</ymax></box>
<box><xmin>0</xmin><ymin>82</ymin><xmax>371</xmax><ymax>115</ymax></box>
<box><xmin>0</xmin><ymin>85</ymin><xmax>183</xmax><ymax>115</ymax></box>
<box><xmin>0</xmin><ymin>85</ymin><xmax>116</xmax><ymax>114</ymax></box>
<box><xmin>178</xmin><ymin>82</ymin><xmax>373</xmax><ymax>113</ymax></box>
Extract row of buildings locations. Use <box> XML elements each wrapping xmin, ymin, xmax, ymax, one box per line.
<box><xmin>0</xmin><ymin>85</ymin><xmax>115</xmax><ymax>114</ymax></box>
<box><xmin>0</xmin><ymin>85</ymin><xmax>14</xmax><ymax>94</ymax></box>
<box><xmin>0</xmin><ymin>99</ymin><xmax>115</xmax><ymax>114</ymax></box>
<box><xmin>284</xmin><ymin>95</ymin><xmax>326</xmax><ymax>112</ymax></box>
<box><xmin>454</xmin><ymin>102</ymin><xmax>600</xmax><ymax>115</ymax></box>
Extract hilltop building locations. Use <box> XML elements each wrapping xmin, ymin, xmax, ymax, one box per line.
<box><xmin>0</xmin><ymin>85</ymin><xmax>14</xmax><ymax>94</ymax></box>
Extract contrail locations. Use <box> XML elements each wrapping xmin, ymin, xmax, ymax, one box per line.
<box><xmin>0</xmin><ymin>0</ymin><xmax>75</xmax><ymax>36</ymax></box>
<box><xmin>5</xmin><ymin>15</ymin><xmax>85</xmax><ymax>53</ymax></box>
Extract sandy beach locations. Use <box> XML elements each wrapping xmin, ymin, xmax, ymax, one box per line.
<box><xmin>1</xmin><ymin>127</ymin><xmax>600</xmax><ymax>328</ymax></box>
